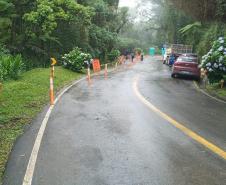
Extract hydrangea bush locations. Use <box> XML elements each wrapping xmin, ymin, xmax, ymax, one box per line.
<box><xmin>201</xmin><ymin>37</ymin><xmax>226</xmax><ymax>83</ymax></box>
<box><xmin>62</xmin><ymin>47</ymin><xmax>92</xmax><ymax>72</ymax></box>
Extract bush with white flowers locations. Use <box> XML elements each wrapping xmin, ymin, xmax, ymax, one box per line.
<box><xmin>201</xmin><ymin>37</ymin><xmax>226</xmax><ymax>83</ymax></box>
<box><xmin>62</xmin><ymin>47</ymin><xmax>92</xmax><ymax>72</ymax></box>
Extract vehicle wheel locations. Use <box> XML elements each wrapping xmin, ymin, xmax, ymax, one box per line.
<box><xmin>171</xmin><ymin>73</ymin><xmax>176</xmax><ymax>78</ymax></box>
<box><xmin>195</xmin><ymin>77</ymin><xmax>200</xmax><ymax>81</ymax></box>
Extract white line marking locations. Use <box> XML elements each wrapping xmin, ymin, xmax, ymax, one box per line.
<box><xmin>22</xmin><ymin>77</ymin><xmax>86</xmax><ymax>185</ymax></box>
<box><xmin>22</xmin><ymin>66</ymin><xmax>120</xmax><ymax>185</ymax></box>
<box><xmin>193</xmin><ymin>81</ymin><xmax>226</xmax><ymax>104</ymax></box>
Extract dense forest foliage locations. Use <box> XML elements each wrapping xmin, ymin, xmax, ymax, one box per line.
<box><xmin>139</xmin><ymin>0</ymin><xmax>226</xmax><ymax>56</ymax></box>
<box><xmin>1</xmin><ymin>0</ymin><xmax>226</xmax><ymax>70</ymax></box>
<box><xmin>0</xmin><ymin>0</ymin><xmax>132</xmax><ymax>69</ymax></box>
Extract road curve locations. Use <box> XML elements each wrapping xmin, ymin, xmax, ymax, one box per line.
<box><xmin>4</xmin><ymin>56</ymin><xmax>226</xmax><ymax>185</ymax></box>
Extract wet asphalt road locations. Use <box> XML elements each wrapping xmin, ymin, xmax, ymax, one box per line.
<box><xmin>4</xmin><ymin>56</ymin><xmax>226</xmax><ymax>185</ymax></box>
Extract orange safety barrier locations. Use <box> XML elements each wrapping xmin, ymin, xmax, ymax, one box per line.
<box><xmin>92</xmin><ymin>59</ymin><xmax>101</xmax><ymax>73</ymax></box>
<box><xmin>135</xmin><ymin>54</ymin><xmax>141</xmax><ymax>62</ymax></box>
<box><xmin>118</xmin><ymin>56</ymin><xmax>126</xmax><ymax>65</ymax></box>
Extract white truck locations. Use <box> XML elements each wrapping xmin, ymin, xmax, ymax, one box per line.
<box><xmin>163</xmin><ymin>44</ymin><xmax>193</xmax><ymax>65</ymax></box>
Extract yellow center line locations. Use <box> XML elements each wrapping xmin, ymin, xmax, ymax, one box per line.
<box><xmin>133</xmin><ymin>76</ymin><xmax>226</xmax><ymax>160</ymax></box>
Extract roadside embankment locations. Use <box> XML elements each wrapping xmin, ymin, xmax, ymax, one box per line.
<box><xmin>0</xmin><ymin>67</ymin><xmax>83</xmax><ymax>183</ymax></box>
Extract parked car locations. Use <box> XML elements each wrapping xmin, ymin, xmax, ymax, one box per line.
<box><xmin>171</xmin><ymin>55</ymin><xmax>200</xmax><ymax>80</ymax></box>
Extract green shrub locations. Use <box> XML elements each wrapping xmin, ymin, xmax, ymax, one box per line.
<box><xmin>135</xmin><ymin>48</ymin><xmax>143</xmax><ymax>55</ymax></box>
<box><xmin>107</xmin><ymin>49</ymin><xmax>120</xmax><ymax>62</ymax></box>
<box><xmin>62</xmin><ymin>47</ymin><xmax>92</xmax><ymax>72</ymax></box>
<box><xmin>0</xmin><ymin>44</ymin><xmax>10</xmax><ymax>55</ymax></box>
<box><xmin>201</xmin><ymin>36</ymin><xmax>226</xmax><ymax>83</ymax></box>
<box><xmin>197</xmin><ymin>23</ymin><xmax>226</xmax><ymax>57</ymax></box>
<box><xmin>0</xmin><ymin>54</ymin><xmax>24</xmax><ymax>81</ymax></box>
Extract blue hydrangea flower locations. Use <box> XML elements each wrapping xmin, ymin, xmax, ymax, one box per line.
<box><xmin>219</xmin><ymin>39</ymin><xmax>224</xmax><ymax>44</ymax></box>
<box><xmin>206</xmin><ymin>62</ymin><xmax>211</xmax><ymax>67</ymax></box>
<box><xmin>219</xmin><ymin>56</ymin><xmax>224</xmax><ymax>62</ymax></box>
<box><xmin>214</xmin><ymin>63</ymin><xmax>218</xmax><ymax>68</ymax></box>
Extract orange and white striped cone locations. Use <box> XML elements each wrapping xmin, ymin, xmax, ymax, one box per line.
<box><xmin>115</xmin><ymin>62</ymin><xmax>118</xmax><ymax>68</ymax></box>
<box><xmin>50</xmin><ymin>66</ymin><xmax>54</xmax><ymax>105</ymax></box>
<box><xmin>52</xmin><ymin>66</ymin><xmax>55</xmax><ymax>78</ymax></box>
<box><xmin>87</xmin><ymin>67</ymin><xmax>91</xmax><ymax>84</ymax></box>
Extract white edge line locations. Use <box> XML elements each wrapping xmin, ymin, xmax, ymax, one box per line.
<box><xmin>193</xmin><ymin>81</ymin><xmax>226</xmax><ymax>104</ymax></box>
<box><xmin>22</xmin><ymin>77</ymin><xmax>86</xmax><ymax>185</ymax></box>
<box><xmin>23</xmin><ymin>66</ymin><xmax>120</xmax><ymax>185</ymax></box>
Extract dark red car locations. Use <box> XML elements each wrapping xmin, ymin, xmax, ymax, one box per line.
<box><xmin>171</xmin><ymin>56</ymin><xmax>200</xmax><ymax>80</ymax></box>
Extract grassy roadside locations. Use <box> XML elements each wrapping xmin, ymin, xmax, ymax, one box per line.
<box><xmin>0</xmin><ymin>67</ymin><xmax>83</xmax><ymax>183</ymax></box>
<box><xmin>206</xmin><ymin>83</ymin><xmax>226</xmax><ymax>101</ymax></box>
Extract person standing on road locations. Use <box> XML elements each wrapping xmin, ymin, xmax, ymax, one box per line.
<box><xmin>161</xmin><ymin>47</ymin><xmax>166</xmax><ymax>57</ymax></box>
<box><xmin>141</xmin><ymin>53</ymin><xmax>144</xmax><ymax>61</ymax></box>
<box><xmin>169</xmin><ymin>53</ymin><xmax>175</xmax><ymax>66</ymax></box>
<box><xmin>131</xmin><ymin>52</ymin><xmax>135</xmax><ymax>62</ymax></box>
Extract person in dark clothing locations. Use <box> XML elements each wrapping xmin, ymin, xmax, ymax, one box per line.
<box><xmin>131</xmin><ymin>53</ymin><xmax>135</xmax><ymax>62</ymax></box>
<box><xmin>124</xmin><ymin>50</ymin><xmax>129</xmax><ymax>60</ymax></box>
<box><xmin>141</xmin><ymin>54</ymin><xmax>144</xmax><ymax>61</ymax></box>
<box><xmin>169</xmin><ymin>53</ymin><xmax>176</xmax><ymax>66</ymax></box>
